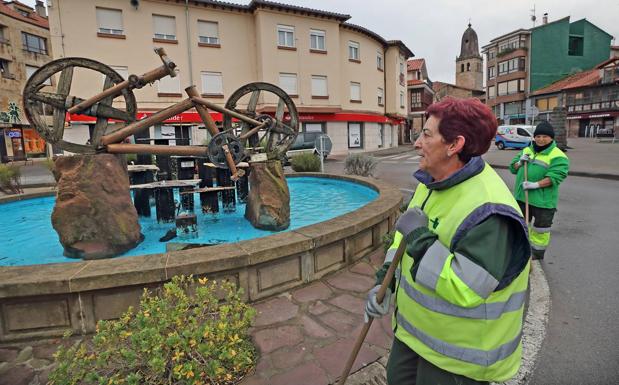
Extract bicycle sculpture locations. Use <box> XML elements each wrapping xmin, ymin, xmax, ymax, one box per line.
<box><xmin>23</xmin><ymin>48</ymin><xmax>300</xmax><ymax>180</ymax></box>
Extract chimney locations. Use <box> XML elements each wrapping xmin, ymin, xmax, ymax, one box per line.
<box><xmin>35</xmin><ymin>1</ymin><xmax>47</xmax><ymax>18</ymax></box>
<box><xmin>543</xmin><ymin>13</ymin><xmax>548</xmax><ymax>25</ymax></box>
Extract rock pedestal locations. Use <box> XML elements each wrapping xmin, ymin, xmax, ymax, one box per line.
<box><xmin>52</xmin><ymin>154</ymin><xmax>143</xmax><ymax>259</ymax></box>
<box><xmin>244</xmin><ymin>160</ymin><xmax>290</xmax><ymax>231</ymax></box>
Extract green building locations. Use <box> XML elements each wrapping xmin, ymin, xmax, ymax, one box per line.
<box><xmin>530</xmin><ymin>17</ymin><xmax>612</xmax><ymax>92</ymax></box>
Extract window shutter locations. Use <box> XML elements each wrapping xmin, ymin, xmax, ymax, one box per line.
<box><xmin>198</xmin><ymin>21</ymin><xmax>218</xmax><ymax>38</ymax></box>
<box><xmin>96</xmin><ymin>8</ymin><xmax>123</xmax><ymax>31</ymax></box>
<box><xmin>279</xmin><ymin>73</ymin><xmax>297</xmax><ymax>95</ymax></box>
<box><xmin>158</xmin><ymin>74</ymin><xmax>181</xmax><ymax>93</ymax></box>
<box><xmin>350</xmin><ymin>82</ymin><xmax>360</xmax><ymax>100</ymax></box>
<box><xmin>153</xmin><ymin>15</ymin><xmax>176</xmax><ymax>36</ymax></box>
<box><xmin>201</xmin><ymin>72</ymin><xmax>223</xmax><ymax>94</ymax></box>
<box><xmin>311</xmin><ymin>76</ymin><xmax>327</xmax><ymax>96</ymax></box>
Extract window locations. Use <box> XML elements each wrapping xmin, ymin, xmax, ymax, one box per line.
<box><xmin>311</xmin><ymin>75</ymin><xmax>328</xmax><ymax>97</ymax></box>
<box><xmin>26</xmin><ymin>65</ymin><xmax>51</xmax><ymax>85</ymax></box>
<box><xmin>498</xmin><ymin>37</ymin><xmax>522</xmax><ymax>53</ymax></box>
<box><xmin>517</xmin><ymin>128</ymin><xmax>531</xmax><ymax>137</ymax></box>
<box><xmin>100</xmin><ymin>65</ymin><xmax>128</xmax><ymax>84</ymax></box>
<box><xmin>348</xmin><ymin>41</ymin><xmax>359</xmax><ymax>61</ymax></box>
<box><xmin>377</xmin><ymin>50</ymin><xmax>383</xmax><ymax>70</ymax></box>
<box><xmin>279</xmin><ymin>73</ymin><xmax>297</xmax><ymax>95</ymax></box>
<box><xmin>536</xmin><ymin>96</ymin><xmax>558</xmax><ymax>112</ymax></box>
<box><xmin>377</xmin><ymin>87</ymin><xmax>384</xmax><ymax>105</ymax></box>
<box><xmin>0</xmin><ymin>59</ymin><xmax>13</xmax><ymax>79</ymax></box>
<box><xmin>153</xmin><ymin>15</ymin><xmax>176</xmax><ymax>41</ymax></box>
<box><xmin>497</xmin><ymin>81</ymin><xmax>508</xmax><ymax>96</ymax></box>
<box><xmin>348</xmin><ymin>122</ymin><xmax>363</xmax><ymax>148</ymax></box>
<box><xmin>467</xmin><ymin>63</ymin><xmax>470</xmax><ymax>71</ymax></box>
<box><xmin>400</xmin><ymin>91</ymin><xmax>405</xmax><ymax>108</ymax></box>
<box><xmin>278</xmin><ymin>25</ymin><xmax>294</xmax><ymax>48</ymax></box>
<box><xmin>304</xmin><ymin>122</ymin><xmax>324</xmax><ymax>133</ymax></box>
<box><xmin>498</xmin><ymin>57</ymin><xmax>525</xmax><ymax>75</ymax></box>
<box><xmin>157</xmin><ymin>73</ymin><xmax>181</xmax><ymax>94</ymax></box>
<box><xmin>488</xmin><ymin>85</ymin><xmax>495</xmax><ymax>98</ymax></box>
<box><xmin>411</xmin><ymin>91</ymin><xmax>421</xmax><ymax>108</ymax></box>
<box><xmin>96</xmin><ymin>8</ymin><xmax>123</xmax><ymax>35</ymax></box>
<box><xmin>400</xmin><ymin>62</ymin><xmax>405</xmax><ymax>76</ymax></box>
<box><xmin>21</xmin><ymin>32</ymin><xmax>47</xmax><ymax>54</ymax></box>
<box><xmin>0</xmin><ymin>25</ymin><xmax>8</xmax><ymax>44</ymax></box>
<box><xmin>488</xmin><ymin>66</ymin><xmax>496</xmax><ymax>79</ymax></box>
<box><xmin>461</xmin><ymin>63</ymin><xmax>464</xmax><ymax>73</ymax></box>
<box><xmin>309</xmin><ymin>29</ymin><xmax>325</xmax><ymax>51</ymax></box>
<box><xmin>198</xmin><ymin>21</ymin><xmax>219</xmax><ymax>45</ymax></box>
<box><xmin>568</xmin><ymin>36</ymin><xmax>584</xmax><ymax>56</ymax></box>
<box><xmin>497</xmin><ymin>79</ymin><xmax>524</xmax><ymax>96</ymax></box>
<box><xmin>350</xmin><ymin>82</ymin><xmax>361</xmax><ymax>101</ymax></box>
<box><xmin>488</xmin><ymin>49</ymin><xmax>496</xmax><ymax>60</ymax></box>
<box><xmin>201</xmin><ymin>71</ymin><xmax>223</xmax><ymax>95</ymax></box>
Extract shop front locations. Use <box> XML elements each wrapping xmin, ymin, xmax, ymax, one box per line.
<box><xmin>566</xmin><ymin>111</ymin><xmax>619</xmax><ymax>138</ymax></box>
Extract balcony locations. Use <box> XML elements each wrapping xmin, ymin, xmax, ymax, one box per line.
<box><xmin>567</xmin><ymin>99</ymin><xmax>619</xmax><ymax>113</ymax></box>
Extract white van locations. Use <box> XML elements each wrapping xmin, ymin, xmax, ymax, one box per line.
<box><xmin>495</xmin><ymin>125</ymin><xmax>534</xmax><ymax>150</ymax></box>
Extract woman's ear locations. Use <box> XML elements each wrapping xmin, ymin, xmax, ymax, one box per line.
<box><xmin>450</xmin><ymin>135</ymin><xmax>466</xmax><ymax>155</ymax></box>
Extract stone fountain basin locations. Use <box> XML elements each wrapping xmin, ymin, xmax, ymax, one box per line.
<box><xmin>0</xmin><ymin>174</ymin><xmax>401</xmax><ymax>343</ymax></box>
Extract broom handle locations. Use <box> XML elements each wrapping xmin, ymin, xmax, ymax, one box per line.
<box><xmin>524</xmin><ymin>161</ymin><xmax>530</xmax><ymax>227</ymax></box>
<box><xmin>337</xmin><ymin>240</ymin><xmax>406</xmax><ymax>385</ymax></box>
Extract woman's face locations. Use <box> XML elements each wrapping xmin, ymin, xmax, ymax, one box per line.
<box><xmin>534</xmin><ymin>134</ymin><xmax>553</xmax><ymax>147</ymax></box>
<box><xmin>415</xmin><ymin>116</ymin><xmax>451</xmax><ymax>175</ymax></box>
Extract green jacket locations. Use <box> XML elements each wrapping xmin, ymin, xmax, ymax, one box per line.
<box><xmin>509</xmin><ymin>141</ymin><xmax>569</xmax><ymax>209</ymax></box>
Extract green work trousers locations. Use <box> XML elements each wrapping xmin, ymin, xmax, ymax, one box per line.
<box><xmin>386</xmin><ymin>337</ymin><xmax>488</xmax><ymax>385</ymax></box>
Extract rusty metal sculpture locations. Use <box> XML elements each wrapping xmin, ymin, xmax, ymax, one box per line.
<box><xmin>23</xmin><ymin>48</ymin><xmax>299</xmax><ymax>180</ymax></box>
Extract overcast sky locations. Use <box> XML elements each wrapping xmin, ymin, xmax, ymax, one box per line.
<box><xmin>24</xmin><ymin>0</ymin><xmax>619</xmax><ymax>84</ymax></box>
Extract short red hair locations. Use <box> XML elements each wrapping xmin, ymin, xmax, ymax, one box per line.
<box><xmin>425</xmin><ymin>97</ymin><xmax>497</xmax><ymax>161</ymax></box>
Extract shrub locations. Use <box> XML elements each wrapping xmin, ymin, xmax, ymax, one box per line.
<box><xmin>382</xmin><ymin>231</ymin><xmax>395</xmax><ymax>253</ymax></box>
<box><xmin>0</xmin><ymin>164</ymin><xmax>22</xmax><ymax>194</ymax></box>
<box><xmin>344</xmin><ymin>153</ymin><xmax>378</xmax><ymax>177</ymax></box>
<box><xmin>290</xmin><ymin>152</ymin><xmax>321</xmax><ymax>172</ymax></box>
<box><xmin>43</xmin><ymin>157</ymin><xmax>55</xmax><ymax>172</ymax></box>
<box><xmin>48</xmin><ymin>275</ymin><xmax>256</xmax><ymax>385</ymax></box>
<box><xmin>125</xmin><ymin>153</ymin><xmax>138</xmax><ymax>165</ymax></box>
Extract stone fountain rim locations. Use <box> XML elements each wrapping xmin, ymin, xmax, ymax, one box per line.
<box><xmin>0</xmin><ymin>173</ymin><xmax>402</xmax><ymax>300</ymax></box>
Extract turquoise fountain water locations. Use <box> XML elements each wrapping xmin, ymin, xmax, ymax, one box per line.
<box><xmin>0</xmin><ymin>177</ymin><xmax>377</xmax><ymax>266</ymax></box>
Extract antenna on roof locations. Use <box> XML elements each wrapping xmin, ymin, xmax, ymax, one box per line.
<box><xmin>530</xmin><ymin>4</ymin><xmax>537</xmax><ymax>27</ymax></box>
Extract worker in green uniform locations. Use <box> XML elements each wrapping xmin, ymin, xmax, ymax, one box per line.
<box><xmin>365</xmin><ymin>97</ymin><xmax>530</xmax><ymax>385</ymax></box>
<box><xmin>509</xmin><ymin>121</ymin><xmax>570</xmax><ymax>260</ymax></box>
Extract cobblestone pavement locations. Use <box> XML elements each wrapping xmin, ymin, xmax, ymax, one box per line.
<box><xmin>0</xmin><ymin>251</ymin><xmax>390</xmax><ymax>385</ymax></box>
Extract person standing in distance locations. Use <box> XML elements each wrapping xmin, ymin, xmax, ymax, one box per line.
<box><xmin>365</xmin><ymin>97</ymin><xmax>530</xmax><ymax>385</ymax></box>
<box><xmin>509</xmin><ymin>121</ymin><xmax>569</xmax><ymax>260</ymax></box>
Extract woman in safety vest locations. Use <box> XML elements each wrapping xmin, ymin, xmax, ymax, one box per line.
<box><xmin>365</xmin><ymin>97</ymin><xmax>530</xmax><ymax>384</ymax></box>
<box><xmin>509</xmin><ymin>121</ymin><xmax>569</xmax><ymax>260</ymax></box>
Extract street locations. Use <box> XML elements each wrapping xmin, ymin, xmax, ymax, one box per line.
<box><xmin>325</xmin><ymin>149</ymin><xmax>619</xmax><ymax>384</ymax></box>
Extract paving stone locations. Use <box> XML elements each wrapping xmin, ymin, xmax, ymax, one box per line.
<box><xmin>0</xmin><ymin>347</ymin><xmax>18</xmax><ymax>362</ymax></box>
<box><xmin>14</xmin><ymin>346</ymin><xmax>33</xmax><ymax>363</ymax></box>
<box><xmin>253</xmin><ymin>325</ymin><xmax>303</xmax><ymax>354</ymax></box>
<box><xmin>0</xmin><ymin>363</ymin><xmax>34</xmax><ymax>385</ymax></box>
<box><xmin>0</xmin><ymin>362</ymin><xmax>8</xmax><ymax>375</ymax></box>
<box><xmin>300</xmin><ymin>315</ymin><xmax>333</xmax><ymax>339</ymax></box>
<box><xmin>291</xmin><ymin>281</ymin><xmax>333</xmax><ymax>303</ymax></box>
<box><xmin>350</xmin><ymin>261</ymin><xmax>376</xmax><ymax>277</ymax></box>
<box><xmin>269</xmin><ymin>362</ymin><xmax>329</xmax><ymax>385</ymax></box>
<box><xmin>327</xmin><ymin>270</ymin><xmax>375</xmax><ymax>292</ymax></box>
<box><xmin>328</xmin><ymin>293</ymin><xmax>366</xmax><ymax>315</ymax></box>
<box><xmin>270</xmin><ymin>345</ymin><xmax>308</xmax><ymax>369</ymax></box>
<box><xmin>351</xmin><ymin>320</ymin><xmax>392</xmax><ymax>351</ymax></box>
<box><xmin>36</xmin><ymin>365</ymin><xmax>55</xmax><ymax>385</ymax></box>
<box><xmin>320</xmin><ymin>311</ymin><xmax>360</xmax><ymax>335</ymax></box>
<box><xmin>369</xmin><ymin>251</ymin><xmax>385</xmax><ymax>268</ymax></box>
<box><xmin>308</xmin><ymin>301</ymin><xmax>331</xmax><ymax>315</ymax></box>
<box><xmin>238</xmin><ymin>374</ymin><xmax>270</xmax><ymax>385</ymax></box>
<box><xmin>33</xmin><ymin>343</ymin><xmax>60</xmax><ymax>359</ymax></box>
<box><xmin>253</xmin><ymin>297</ymin><xmax>299</xmax><ymax>327</ymax></box>
<box><xmin>28</xmin><ymin>357</ymin><xmax>51</xmax><ymax>369</ymax></box>
<box><xmin>313</xmin><ymin>338</ymin><xmax>380</xmax><ymax>381</ymax></box>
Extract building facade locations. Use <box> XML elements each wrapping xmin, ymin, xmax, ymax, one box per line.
<box><xmin>483</xmin><ymin>16</ymin><xmax>613</xmax><ymax>124</ymax></box>
<box><xmin>0</xmin><ymin>0</ymin><xmax>52</xmax><ymax>162</ymax></box>
<box><xmin>407</xmin><ymin>58</ymin><xmax>433</xmax><ymax>139</ymax></box>
<box><xmin>46</xmin><ymin>0</ymin><xmax>413</xmax><ymax>156</ymax></box>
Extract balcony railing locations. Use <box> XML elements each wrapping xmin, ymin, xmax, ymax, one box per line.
<box><xmin>567</xmin><ymin>99</ymin><xmax>619</xmax><ymax>113</ymax></box>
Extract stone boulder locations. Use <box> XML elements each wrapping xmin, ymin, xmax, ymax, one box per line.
<box><xmin>244</xmin><ymin>160</ymin><xmax>290</xmax><ymax>231</ymax></box>
<box><xmin>52</xmin><ymin>154</ymin><xmax>143</xmax><ymax>259</ymax></box>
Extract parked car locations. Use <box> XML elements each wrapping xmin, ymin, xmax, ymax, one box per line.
<box><xmin>283</xmin><ymin>132</ymin><xmax>332</xmax><ymax>165</ymax></box>
<box><xmin>495</xmin><ymin>125</ymin><xmax>534</xmax><ymax>150</ymax></box>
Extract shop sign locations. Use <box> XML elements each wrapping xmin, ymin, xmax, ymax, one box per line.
<box><xmin>7</xmin><ymin>129</ymin><xmax>21</xmax><ymax>138</ymax></box>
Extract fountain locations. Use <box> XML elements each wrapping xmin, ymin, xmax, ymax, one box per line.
<box><xmin>0</xmin><ymin>50</ymin><xmax>402</xmax><ymax>343</ymax></box>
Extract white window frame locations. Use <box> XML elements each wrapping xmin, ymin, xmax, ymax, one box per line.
<box><xmin>400</xmin><ymin>91</ymin><xmax>405</xmax><ymax>108</ymax></box>
<box><xmin>377</xmin><ymin>50</ymin><xmax>384</xmax><ymax>70</ymax></box>
<box><xmin>96</xmin><ymin>8</ymin><xmax>123</xmax><ymax>35</ymax></box>
<box><xmin>348</xmin><ymin>41</ymin><xmax>360</xmax><ymax>60</ymax></box>
<box><xmin>309</xmin><ymin>29</ymin><xmax>326</xmax><ymax>51</ymax></box>
<box><xmin>153</xmin><ymin>15</ymin><xmax>176</xmax><ymax>41</ymax></box>
<box><xmin>198</xmin><ymin>20</ymin><xmax>219</xmax><ymax>45</ymax></box>
<box><xmin>377</xmin><ymin>87</ymin><xmax>384</xmax><ymax>105</ymax></box>
<box><xmin>277</xmin><ymin>25</ymin><xmax>295</xmax><ymax>48</ymax></box>
<box><xmin>157</xmin><ymin>74</ymin><xmax>181</xmax><ymax>94</ymax></box>
<box><xmin>279</xmin><ymin>73</ymin><xmax>298</xmax><ymax>95</ymax></box>
<box><xmin>488</xmin><ymin>85</ymin><xmax>496</xmax><ymax>98</ymax></box>
<box><xmin>311</xmin><ymin>75</ymin><xmax>328</xmax><ymax>97</ymax></box>
<box><xmin>201</xmin><ymin>71</ymin><xmax>223</xmax><ymax>95</ymax></box>
<box><xmin>101</xmin><ymin>65</ymin><xmax>128</xmax><ymax>84</ymax></box>
<box><xmin>350</xmin><ymin>82</ymin><xmax>361</xmax><ymax>101</ymax></box>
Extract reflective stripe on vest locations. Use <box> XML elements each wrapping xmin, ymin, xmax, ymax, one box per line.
<box><xmin>396</xmin><ymin>269</ymin><xmax>527</xmax><ymax>320</ymax></box>
<box><xmin>396</xmin><ymin>312</ymin><xmax>522</xmax><ymax>366</ymax></box>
